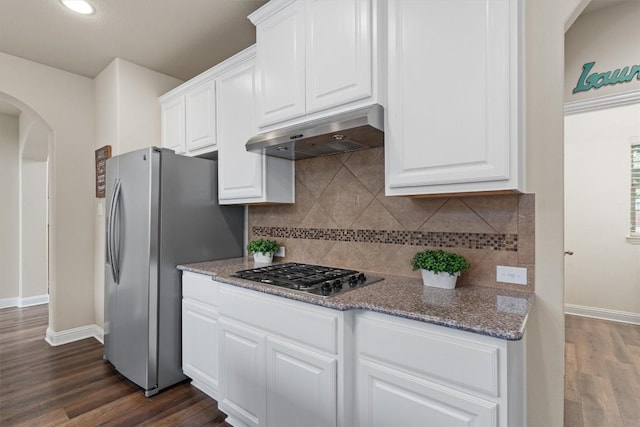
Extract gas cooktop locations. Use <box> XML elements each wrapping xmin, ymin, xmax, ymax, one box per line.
<box><xmin>231</xmin><ymin>262</ymin><xmax>383</xmax><ymax>297</ymax></box>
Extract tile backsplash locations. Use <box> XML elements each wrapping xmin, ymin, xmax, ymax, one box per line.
<box><xmin>248</xmin><ymin>147</ymin><xmax>535</xmax><ymax>292</ymax></box>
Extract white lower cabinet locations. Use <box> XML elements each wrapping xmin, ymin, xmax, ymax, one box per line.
<box><xmin>181</xmin><ymin>272</ymin><xmax>526</xmax><ymax>427</ymax></box>
<box><xmin>266</xmin><ymin>337</ymin><xmax>337</xmax><ymax>427</ymax></box>
<box><xmin>358</xmin><ymin>358</ymin><xmax>497</xmax><ymax>427</ymax></box>
<box><xmin>182</xmin><ymin>299</ymin><xmax>219</xmax><ymax>398</ymax></box>
<box><xmin>354</xmin><ymin>311</ymin><xmax>526</xmax><ymax>427</ymax></box>
<box><xmin>181</xmin><ymin>272</ymin><xmax>221</xmax><ymax>398</ymax></box>
<box><xmin>217</xmin><ymin>283</ymin><xmax>342</xmax><ymax>427</ymax></box>
<box><xmin>219</xmin><ymin>319</ymin><xmax>267</xmax><ymax>427</ymax></box>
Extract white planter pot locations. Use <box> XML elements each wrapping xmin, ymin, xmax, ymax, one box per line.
<box><xmin>420</xmin><ymin>269</ymin><xmax>460</xmax><ymax>289</ymax></box>
<box><xmin>253</xmin><ymin>252</ymin><xmax>273</xmax><ymax>264</ymax></box>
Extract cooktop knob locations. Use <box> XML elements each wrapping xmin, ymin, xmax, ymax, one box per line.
<box><xmin>357</xmin><ymin>273</ymin><xmax>366</xmax><ymax>282</ymax></box>
<box><xmin>333</xmin><ymin>279</ymin><xmax>342</xmax><ymax>289</ymax></box>
<box><xmin>322</xmin><ymin>281</ymin><xmax>333</xmax><ymax>292</ymax></box>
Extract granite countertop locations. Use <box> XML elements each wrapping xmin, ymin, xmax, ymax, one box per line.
<box><xmin>178</xmin><ymin>258</ymin><xmax>534</xmax><ymax>341</ymax></box>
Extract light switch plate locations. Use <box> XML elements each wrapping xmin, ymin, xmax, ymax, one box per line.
<box><xmin>496</xmin><ymin>266</ymin><xmax>527</xmax><ymax>285</ymax></box>
<box><xmin>274</xmin><ymin>246</ymin><xmax>285</xmax><ymax>257</ymax></box>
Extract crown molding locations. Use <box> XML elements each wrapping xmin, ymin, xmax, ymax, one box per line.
<box><xmin>565</xmin><ymin>89</ymin><xmax>640</xmax><ymax>115</ymax></box>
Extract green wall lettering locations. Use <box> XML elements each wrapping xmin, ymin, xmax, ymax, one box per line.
<box><xmin>573</xmin><ymin>61</ymin><xmax>640</xmax><ymax>94</ymax></box>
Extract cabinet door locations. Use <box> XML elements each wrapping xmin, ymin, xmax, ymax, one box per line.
<box><xmin>182</xmin><ymin>299</ymin><xmax>218</xmax><ymax>397</ymax></box>
<box><xmin>185</xmin><ymin>81</ymin><xmax>216</xmax><ymax>152</ymax></box>
<box><xmin>219</xmin><ymin>319</ymin><xmax>267</xmax><ymax>427</ymax></box>
<box><xmin>306</xmin><ymin>0</ymin><xmax>372</xmax><ymax>114</ymax></box>
<box><xmin>217</xmin><ymin>59</ymin><xmax>265</xmax><ymax>202</ymax></box>
<box><xmin>161</xmin><ymin>96</ymin><xmax>185</xmax><ymax>154</ymax></box>
<box><xmin>266</xmin><ymin>337</ymin><xmax>337</xmax><ymax>427</ymax></box>
<box><xmin>386</xmin><ymin>0</ymin><xmax>518</xmax><ymax>195</ymax></box>
<box><xmin>357</xmin><ymin>358</ymin><xmax>497</xmax><ymax>427</ymax></box>
<box><xmin>255</xmin><ymin>0</ymin><xmax>306</xmax><ymax>126</ymax></box>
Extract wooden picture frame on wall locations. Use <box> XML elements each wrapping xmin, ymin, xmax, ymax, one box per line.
<box><xmin>95</xmin><ymin>145</ymin><xmax>112</xmax><ymax>198</ymax></box>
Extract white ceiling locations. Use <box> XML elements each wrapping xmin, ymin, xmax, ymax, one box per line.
<box><xmin>0</xmin><ymin>0</ymin><xmax>267</xmax><ymax>82</ymax></box>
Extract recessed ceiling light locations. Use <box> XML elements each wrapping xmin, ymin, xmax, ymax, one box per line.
<box><xmin>60</xmin><ymin>0</ymin><xmax>95</xmax><ymax>15</ymax></box>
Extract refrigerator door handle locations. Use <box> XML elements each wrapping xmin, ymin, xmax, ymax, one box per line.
<box><xmin>107</xmin><ymin>179</ymin><xmax>118</xmax><ymax>283</ymax></box>
<box><xmin>112</xmin><ymin>180</ymin><xmax>122</xmax><ymax>283</ymax></box>
<box><xmin>107</xmin><ymin>179</ymin><xmax>120</xmax><ymax>284</ymax></box>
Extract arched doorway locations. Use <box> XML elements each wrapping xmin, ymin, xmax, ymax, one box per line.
<box><xmin>0</xmin><ymin>93</ymin><xmax>53</xmax><ymax>315</ymax></box>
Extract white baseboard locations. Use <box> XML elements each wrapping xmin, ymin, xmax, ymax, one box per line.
<box><xmin>0</xmin><ymin>294</ymin><xmax>49</xmax><ymax>309</ymax></box>
<box><xmin>565</xmin><ymin>304</ymin><xmax>640</xmax><ymax>326</ymax></box>
<box><xmin>189</xmin><ymin>378</ymin><xmax>218</xmax><ymax>401</ymax></box>
<box><xmin>19</xmin><ymin>294</ymin><xmax>49</xmax><ymax>307</ymax></box>
<box><xmin>45</xmin><ymin>324</ymin><xmax>104</xmax><ymax>346</ymax></box>
<box><xmin>0</xmin><ymin>297</ymin><xmax>19</xmax><ymax>309</ymax></box>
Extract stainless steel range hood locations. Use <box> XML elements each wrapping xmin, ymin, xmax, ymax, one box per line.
<box><xmin>246</xmin><ymin>104</ymin><xmax>384</xmax><ymax>160</ymax></box>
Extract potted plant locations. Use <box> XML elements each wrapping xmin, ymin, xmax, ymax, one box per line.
<box><xmin>247</xmin><ymin>238</ymin><xmax>280</xmax><ymax>264</ymax></box>
<box><xmin>411</xmin><ymin>249</ymin><xmax>470</xmax><ymax>289</ymax></box>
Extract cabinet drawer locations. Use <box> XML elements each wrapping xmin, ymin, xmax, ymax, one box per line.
<box><xmin>219</xmin><ymin>284</ymin><xmax>338</xmax><ymax>354</ymax></box>
<box><xmin>357</xmin><ymin>357</ymin><xmax>497</xmax><ymax>427</ymax></box>
<box><xmin>357</xmin><ymin>313</ymin><xmax>501</xmax><ymax>397</ymax></box>
<box><xmin>182</xmin><ymin>272</ymin><xmax>219</xmax><ymax>306</ymax></box>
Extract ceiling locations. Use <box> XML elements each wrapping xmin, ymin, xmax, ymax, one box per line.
<box><xmin>0</xmin><ymin>0</ymin><xmax>631</xmax><ymax>118</ymax></box>
<box><xmin>0</xmin><ymin>0</ymin><xmax>267</xmax><ymax>82</ymax></box>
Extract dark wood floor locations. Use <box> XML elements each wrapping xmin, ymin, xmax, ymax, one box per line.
<box><xmin>3</xmin><ymin>306</ymin><xmax>640</xmax><ymax>426</ymax></box>
<box><xmin>565</xmin><ymin>314</ymin><xmax>640</xmax><ymax>427</ymax></box>
<box><xmin>0</xmin><ymin>304</ymin><xmax>230</xmax><ymax>426</ymax></box>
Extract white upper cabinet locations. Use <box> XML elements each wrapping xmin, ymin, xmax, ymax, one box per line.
<box><xmin>216</xmin><ymin>48</ymin><xmax>295</xmax><ymax>205</ymax></box>
<box><xmin>161</xmin><ymin>96</ymin><xmax>186</xmax><ymax>154</ymax></box>
<box><xmin>160</xmin><ymin>46</ymin><xmax>294</xmax><ymax>204</ymax></box>
<box><xmin>305</xmin><ymin>0</ymin><xmax>372</xmax><ymax>114</ymax></box>
<box><xmin>161</xmin><ymin>78</ymin><xmax>216</xmax><ymax>157</ymax></box>
<box><xmin>251</xmin><ymin>0</ymin><xmax>377</xmax><ymax>129</ymax></box>
<box><xmin>185</xmin><ymin>81</ymin><xmax>216</xmax><ymax>152</ymax></box>
<box><xmin>385</xmin><ymin>0</ymin><xmax>523</xmax><ymax>196</ymax></box>
<box><xmin>254</xmin><ymin>0</ymin><xmax>306</xmax><ymax>126</ymax></box>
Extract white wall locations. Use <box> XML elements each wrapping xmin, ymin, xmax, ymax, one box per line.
<box><xmin>0</xmin><ymin>113</ymin><xmax>19</xmax><ymax>302</ymax></box>
<box><xmin>0</xmin><ymin>52</ymin><xmax>95</xmax><ymax>332</ymax></box>
<box><xmin>94</xmin><ymin>58</ymin><xmax>182</xmax><ymax>327</ymax></box>
<box><xmin>565</xmin><ymin>1</ymin><xmax>640</xmax><ymax>102</ymax></box>
<box><xmin>95</xmin><ymin>58</ymin><xmax>183</xmax><ymax>155</ymax></box>
<box><xmin>19</xmin><ymin>113</ymin><xmax>50</xmax><ymax>303</ymax></box>
<box><xmin>526</xmin><ymin>0</ymin><xmax>587</xmax><ymax>425</ymax></box>
<box><xmin>21</xmin><ymin>158</ymin><xmax>49</xmax><ymax>299</ymax></box>
<box><xmin>565</xmin><ymin>104</ymin><xmax>640</xmax><ymax>316</ymax></box>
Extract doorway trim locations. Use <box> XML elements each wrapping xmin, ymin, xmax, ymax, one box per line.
<box><xmin>564</xmin><ymin>89</ymin><xmax>640</xmax><ymax>325</ymax></box>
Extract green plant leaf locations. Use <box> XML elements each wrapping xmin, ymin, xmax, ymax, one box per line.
<box><xmin>411</xmin><ymin>249</ymin><xmax>469</xmax><ymax>276</ymax></box>
<box><xmin>247</xmin><ymin>238</ymin><xmax>280</xmax><ymax>254</ymax></box>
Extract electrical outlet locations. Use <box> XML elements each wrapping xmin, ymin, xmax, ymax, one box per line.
<box><xmin>496</xmin><ymin>266</ymin><xmax>527</xmax><ymax>285</ymax></box>
<box><xmin>274</xmin><ymin>246</ymin><xmax>285</xmax><ymax>258</ymax></box>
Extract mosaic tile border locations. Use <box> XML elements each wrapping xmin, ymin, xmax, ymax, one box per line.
<box><xmin>252</xmin><ymin>226</ymin><xmax>518</xmax><ymax>252</ymax></box>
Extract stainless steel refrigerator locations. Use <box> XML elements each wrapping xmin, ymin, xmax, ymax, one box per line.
<box><xmin>104</xmin><ymin>147</ymin><xmax>243</xmax><ymax>397</ymax></box>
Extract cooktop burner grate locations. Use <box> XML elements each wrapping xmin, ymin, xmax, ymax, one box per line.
<box><xmin>232</xmin><ymin>262</ymin><xmax>383</xmax><ymax>297</ymax></box>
